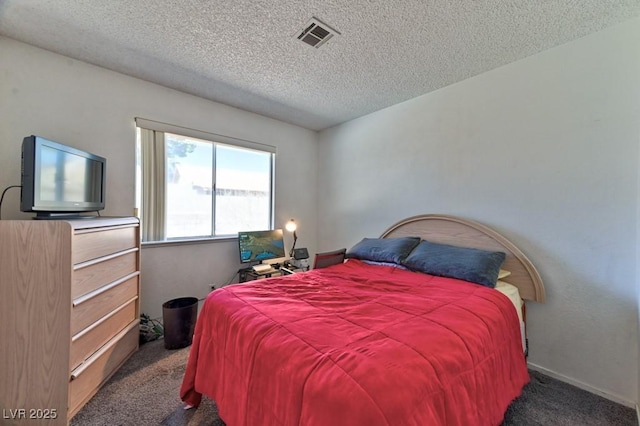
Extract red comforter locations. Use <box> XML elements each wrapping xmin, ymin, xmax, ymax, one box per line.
<box><xmin>180</xmin><ymin>259</ymin><xmax>528</xmax><ymax>425</ymax></box>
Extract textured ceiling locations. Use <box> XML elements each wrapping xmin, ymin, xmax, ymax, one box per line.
<box><xmin>1</xmin><ymin>1</ymin><xmax>639</xmax><ymax>130</ymax></box>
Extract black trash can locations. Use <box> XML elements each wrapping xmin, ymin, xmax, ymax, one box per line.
<box><xmin>162</xmin><ymin>297</ymin><xmax>198</xmax><ymax>350</ymax></box>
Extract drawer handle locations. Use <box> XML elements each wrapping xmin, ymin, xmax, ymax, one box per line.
<box><xmin>73</xmin><ymin>222</ymin><xmax>139</xmax><ymax>234</ymax></box>
<box><xmin>71</xmin><ymin>296</ymin><xmax>138</xmax><ymax>342</ymax></box>
<box><xmin>70</xmin><ymin>320</ymin><xmax>139</xmax><ymax>380</ymax></box>
<box><xmin>73</xmin><ymin>272</ymin><xmax>139</xmax><ymax>307</ymax></box>
<box><xmin>74</xmin><ymin>247</ymin><xmax>139</xmax><ymax>271</ymax></box>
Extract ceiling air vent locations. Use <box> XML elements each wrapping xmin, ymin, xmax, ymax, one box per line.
<box><xmin>295</xmin><ymin>17</ymin><xmax>340</xmax><ymax>48</ymax></box>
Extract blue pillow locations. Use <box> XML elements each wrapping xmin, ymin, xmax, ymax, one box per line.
<box><xmin>346</xmin><ymin>237</ymin><xmax>420</xmax><ymax>264</ymax></box>
<box><xmin>401</xmin><ymin>240</ymin><xmax>506</xmax><ymax>288</ymax></box>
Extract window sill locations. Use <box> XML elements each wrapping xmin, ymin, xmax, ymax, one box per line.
<box><xmin>141</xmin><ymin>235</ymin><xmax>236</xmax><ymax>248</ymax></box>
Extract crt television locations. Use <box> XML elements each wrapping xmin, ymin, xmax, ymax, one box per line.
<box><xmin>238</xmin><ymin>229</ymin><xmax>285</xmax><ymax>264</ymax></box>
<box><xmin>21</xmin><ymin>135</ymin><xmax>106</xmax><ymax>218</ymax></box>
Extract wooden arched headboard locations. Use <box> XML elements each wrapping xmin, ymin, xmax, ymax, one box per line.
<box><xmin>381</xmin><ymin>214</ymin><xmax>545</xmax><ymax>303</ymax></box>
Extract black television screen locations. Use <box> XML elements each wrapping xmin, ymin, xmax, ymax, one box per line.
<box><xmin>238</xmin><ymin>229</ymin><xmax>285</xmax><ymax>263</ymax></box>
<box><xmin>21</xmin><ymin>135</ymin><xmax>106</xmax><ymax>218</ymax></box>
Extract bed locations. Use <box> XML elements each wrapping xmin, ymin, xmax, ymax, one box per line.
<box><xmin>180</xmin><ymin>214</ymin><xmax>545</xmax><ymax>425</ymax></box>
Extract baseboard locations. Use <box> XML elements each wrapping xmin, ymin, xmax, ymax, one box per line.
<box><xmin>527</xmin><ymin>362</ymin><xmax>635</xmax><ymax>408</ymax></box>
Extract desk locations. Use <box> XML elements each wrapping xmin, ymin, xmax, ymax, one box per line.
<box><xmin>238</xmin><ymin>264</ymin><xmax>305</xmax><ymax>283</ymax></box>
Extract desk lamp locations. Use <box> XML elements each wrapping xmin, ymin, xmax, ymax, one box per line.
<box><xmin>286</xmin><ymin>219</ymin><xmax>309</xmax><ymax>270</ymax></box>
<box><xmin>286</xmin><ymin>219</ymin><xmax>297</xmax><ymax>257</ymax></box>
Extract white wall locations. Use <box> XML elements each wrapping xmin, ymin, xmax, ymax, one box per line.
<box><xmin>318</xmin><ymin>18</ymin><xmax>640</xmax><ymax>406</ymax></box>
<box><xmin>0</xmin><ymin>36</ymin><xmax>318</xmax><ymax>319</ymax></box>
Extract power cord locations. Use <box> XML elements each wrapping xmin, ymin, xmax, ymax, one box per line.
<box><xmin>139</xmin><ymin>313</ymin><xmax>164</xmax><ymax>344</ymax></box>
<box><xmin>208</xmin><ymin>270</ymin><xmax>240</xmax><ymax>293</ymax></box>
<box><xmin>225</xmin><ymin>270</ymin><xmax>239</xmax><ymax>285</ymax></box>
<box><xmin>0</xmin><ymin>185</ymin><xmax>21</xmax><ymax>220</ymax></box>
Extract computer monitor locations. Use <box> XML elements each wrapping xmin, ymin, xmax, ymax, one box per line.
<box><xmin>238</xmin><ymin>229</ymin><xmax>285</xmax><ymax>264</ymax></box>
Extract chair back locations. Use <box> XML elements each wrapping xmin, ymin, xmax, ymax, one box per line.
<box><xmin>313</xmin><ymin>248</ymin><xmax>347</xmax><ymax>269</ymax></box>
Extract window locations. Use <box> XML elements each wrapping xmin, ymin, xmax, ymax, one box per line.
<box><xmin>135</xmin><ymin>119</ymin><xmax>275</xmax><ymax>242</ymax></box>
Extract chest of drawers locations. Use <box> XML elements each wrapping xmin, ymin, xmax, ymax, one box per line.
<box><xmin>0</xmin><ymin>217</ymin><xmax>140</xmax><ymax>425</ymax></box>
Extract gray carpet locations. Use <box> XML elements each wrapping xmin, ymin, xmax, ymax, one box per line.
<box><xmin>71</xmin><ymin>339</ymin><xmax>637</xmax><ymax>426</ymax></box>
